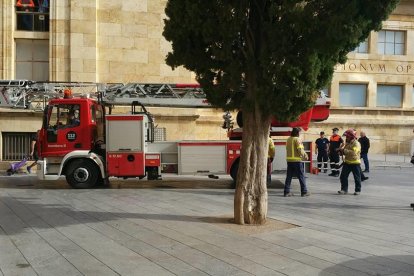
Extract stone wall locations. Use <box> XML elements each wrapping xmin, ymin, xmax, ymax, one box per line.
<box><xmin>48</xmin><ymin>0</ymin><xmax>193</xmax><ymax>83</ymax></box>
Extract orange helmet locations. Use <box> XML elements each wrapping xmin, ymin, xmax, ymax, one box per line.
<box><xmin>343</xmin><ymin>128</ymin><xmax>357</xmax><ymax>139</ymax></box>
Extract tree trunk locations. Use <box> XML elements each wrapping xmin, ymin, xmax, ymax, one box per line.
<box><xmin>234</xmin><ymin>104</ymin><xmax>270</xmax><ymax>225</ymax></box>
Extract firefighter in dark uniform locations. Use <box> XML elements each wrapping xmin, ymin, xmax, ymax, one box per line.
<box><xmin>315</xmin><ymin>131</ymin><xmax>329</xmax><ymax>173</ymax></box>
<box><xmin>328</xmin><ymin>127</ymin><xmax>344</xmax><ymax>177</ymax></box>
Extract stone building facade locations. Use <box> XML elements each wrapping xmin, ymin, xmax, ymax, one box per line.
<box><xmin>0</xmin><ymin>0</ymin><xmax>414</xmax><ymax>160</ymax></box>
<box><xmin>306</xmin><ymin>1</ymin><xmax>414</xmax><ymax>154</ymax></box>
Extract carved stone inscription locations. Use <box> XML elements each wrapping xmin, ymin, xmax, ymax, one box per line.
<box><xmin>335</xmin><ymin>62</ymin><xmax>413</xmax><ymax>74</ymax></box>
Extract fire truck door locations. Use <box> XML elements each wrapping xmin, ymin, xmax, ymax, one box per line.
<box><xmin>43</xmin><ymin>104</ymin><xmax>85</xmax><ymax>156</ymax></box>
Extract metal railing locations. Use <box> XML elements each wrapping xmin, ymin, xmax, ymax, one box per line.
<box><xmin>154</xmin><ymin>128</ymin><xmax>166</xmax><ymax>141</ymax></box>
<box><xmin>305</xmin><ymin>131</ymin><xmax>414</xmax><ymax>168</ymax></box>
<box><xmin>1</xmin><ymin>132</ymin><xmax>34</xmax><ymax>161</ymax></box>
<box><xmin>16</xmin><ymin>11</ymin><xmax>49</xmax><ymax>32</ymax></box>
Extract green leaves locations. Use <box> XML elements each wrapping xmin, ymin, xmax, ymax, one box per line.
<box><xmin>164</xmin><ymin>0</ymin><xmax>399</xmax><ymax>121</ymax></box>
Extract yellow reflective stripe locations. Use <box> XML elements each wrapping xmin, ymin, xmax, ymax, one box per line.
<box><xmin>287</xmin><ymin>157</ymin><xmax>302</xmax><ymax>161</ymax></box>
<box><xmin>286</xmin><ymin>137</ymin><xmax>302</xmax><ymax>161</ymax></box>
<box><xmin>345</xmin><ymin>160</ymin><xmax>361</xmax><ymax>164</ymax></box>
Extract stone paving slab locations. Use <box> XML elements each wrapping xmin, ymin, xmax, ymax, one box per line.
<box><xmin>0</xmin><ymin>167</ymin><xmax>414</xmax><ymax>275</ymax></box>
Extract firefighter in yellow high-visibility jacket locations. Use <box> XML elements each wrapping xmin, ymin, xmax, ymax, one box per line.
<box><xmin>284</xmin><ymin>127</ymin><xmax>309</xmax><ymax>197</ymax></box>
<box><xmin>267</xmin><ymin>136</ymin><xmax>275</xmax><ymax>185</ymax></box>
<box><xmin>337</xmin><ymin>129</ymin><xmax>362</xmax><ymax>195</ymax></box>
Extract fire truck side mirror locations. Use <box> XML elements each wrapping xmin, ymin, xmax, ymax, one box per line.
<box><xmin>42</xmin><ymin>106</ymin><xmax>49</xmax><ymax>129</ymax></box>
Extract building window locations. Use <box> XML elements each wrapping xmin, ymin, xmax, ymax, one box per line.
<box><xmin>352</xmin><ymin>39</ymin><xmax>368</xmax><ymax>53</ymax></box>
<box><xmin>15</xmin><ymin>39</ymin><xmax>49</xmax><ymax>81</ymax></box>
<box><xmin>339</xmin><ymin>83</ymin><xmax>367</xmax><ymax>107</ymax></box>
<box><xmin>16</xmin><ymin>0</ymin><xmax>49</xmax><ymax>32</ymax></box>
<box><xmin>377</xmin><ymin>85</ymin><xmax>403</xmax><ymax>108</ymax></box>
<box><xmin>378</xmin><ymin>30</ymin><xmax>405</xmax><ymax>55</ymax></box>
<box><xmin>412</xmin><ymin>87</ymin><xmax>414</xmax><ymax>108</ymax></box>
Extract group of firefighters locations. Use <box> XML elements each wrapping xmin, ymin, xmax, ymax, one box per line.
<box><xmin>266</xmin><ymin>127</ymin><xmax>370</xmax><ymax>197</ymax></box>
<box><xmin>315</xmin><ymin>128</ymin><xmax>369</xmax><ymax>181</ymax></box>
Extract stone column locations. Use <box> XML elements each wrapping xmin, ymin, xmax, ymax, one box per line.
<box><xmin>330</xmin><ymin>76</ymin><xmax>340</xmax><ymax>107</ymax></box>
<box><xmin>369</xmin><ymin>31</ymin><xmax>378</xmax><ymax>55</ymax></box>
<box><xmin>68</xmin><ymin>0</ymin><xmax>98</xmax><ymax>82</ymax></box>
<box><xmin>403</xmin><ymin>83</ymin><xmax>412</xmax><ymax>109</ymax></box>
<box><xmin>50</xmin><ymin>0</ymin><xmax>71</xmax><ymax>81</ymax></box>
<box><xmin>367</xmin><ymin>79</ymin><xmax>376</xmax><ymax>108</ymax></box>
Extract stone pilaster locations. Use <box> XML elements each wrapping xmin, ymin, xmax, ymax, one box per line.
<box><xmin>1</xmin><ymin>0</ymin><xmax>13</xmax><ymax>79</ymax></box>
<box><xmin>50</xmin><ymin>0</ymin><xmax>70</xmax><ymax>81</ymax></box>
<box><xmin>68</xmin><ymin>0</ymin><xmax>98</xmax><ymax>82</ymax></box>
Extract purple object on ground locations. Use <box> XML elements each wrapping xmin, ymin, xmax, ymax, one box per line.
<box><xmin>7</xmin><ymin>158</ymin><xmax>28</xmax><ymax>175</ymax></box>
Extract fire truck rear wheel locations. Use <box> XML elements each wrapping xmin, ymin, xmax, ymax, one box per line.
<box><xmin>66</xmin><ymin>160</ymin><xmax>99</xmax><ymax>189</ymax></box>
<box><xmin>147</xmin><ymin>167</ymin><xmax>158</xmax><ymax>180</ymax></box>
<box><xmin>236</xmin><ymin>111</ymin><xmax>243</xmax><ymax>128</ymax></box>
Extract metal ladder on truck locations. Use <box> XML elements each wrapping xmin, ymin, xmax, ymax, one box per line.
<box><xmin>0</xmin><ymin>80</ymin><xmax>211</xmax><ymax>110</ymax></box>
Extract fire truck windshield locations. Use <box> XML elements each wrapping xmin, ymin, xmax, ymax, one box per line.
<box><xmin>47</xmin><ymin>104</ymin><xmax>80</xmax><ymax>129</ymax></box>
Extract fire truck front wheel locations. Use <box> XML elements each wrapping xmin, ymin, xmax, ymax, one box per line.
<box><xmin>66</xmin><ymin>160</ymin><xmax>100</xmax><ymax>189</ymax></box>
<box><xmin>230</xmin><ymin>158</ymin><xmax>239</xmax><ymax>188</ymax></box>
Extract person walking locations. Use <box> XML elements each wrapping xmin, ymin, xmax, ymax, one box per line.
<box><xmin>315</xmin><ymin>131</ymin><xmax>329</xmax><ymax>173</ymax></box>
<box><xmin>338</xmin><ymin>129</ymin><xmax>362</xmax><ymax>195</ymax></box>
<box><xmin>267</xmin><ymin>136</ymin><xmax>275</xmax><ymax>185</ymax></box>
<box><xmin>328</xmin><ymin>128</ymin><xmax>344</xmax><ymax>177</ymax></box>
<box><xmin>284</xmin><ymin>127</ymin><xmax>309</xmax><ymax>197</ymax></box>
<box><xmin>358</xmin><ymin>131</ymin><xmax>370</xmax><ymax>172</ymax></box>
<box><xmin>26</xmin><ymin>133</ymin><xmax>38</xmax><ymax>174</ymax></box>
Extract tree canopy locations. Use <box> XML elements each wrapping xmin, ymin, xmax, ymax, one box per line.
<box><xmin>164</xmin><ymin>0</ymin><xmax>399</xmax><ymax>122</ymax></box>
<box><xmin>164</xmin><ymin>0</ymin><xmax>399</xmax><ymax>225</ymax></box>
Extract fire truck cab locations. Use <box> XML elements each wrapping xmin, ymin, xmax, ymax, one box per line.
<box><xmin>37</xmin><ymin>97</ymin><xmax>104</xmax><ymax>187</ymax></box>
<box><xmin>39</xmin><ymin>97</ymin><xmax>103</xmax><ymax>158</ymax></box>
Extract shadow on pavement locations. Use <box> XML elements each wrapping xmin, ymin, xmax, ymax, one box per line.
<box><xmin>319</xmin><ymin>255</ymin><xmax>414</xmax><ymax>276</ymax></box>
<box><xmin>0</xmin><ymin>195</ymin><xmax>233</xmax><ymax>235</ymax></box>
<box><xmin>273</xmin><ymin>201</ymin><xmax>410</xmax><ymax>211</ymax></box>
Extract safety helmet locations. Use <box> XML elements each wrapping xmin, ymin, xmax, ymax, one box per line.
<box><xmin>343</xmin><ymin>128</ymin><xmax>357</xmax><ymax>139</ymax></box>
<box><xmin>291</xmin><ymin>127</ymin><xmax>301</xmax><ymax>137</ymax></box>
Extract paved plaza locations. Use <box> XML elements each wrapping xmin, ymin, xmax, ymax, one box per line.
<box><xmin>0</xmin><ymin>167</ymin><xmax>413</xmax><ymax>276</ymax></box>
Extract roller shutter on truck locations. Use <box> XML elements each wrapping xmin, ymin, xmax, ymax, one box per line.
<box><xmin>178</xmin><ymin>142</ymin><xmax>226</xmax><ymax>175</ymax></box>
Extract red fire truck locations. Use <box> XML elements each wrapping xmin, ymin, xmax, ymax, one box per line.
<box><xmin>0</xmin><ymin>80</ymin><xmax>330</xmax><ymax>188</ymax></box>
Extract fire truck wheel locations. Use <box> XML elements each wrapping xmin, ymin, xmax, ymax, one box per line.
<box><xmin>236</xmin><ymin>111</ymin><xmax>243</xmax><ymax>128</ymax></box>
<box><xmin>147</xmin><ymin>167</ymin><xmax>159</xmax><ymax>180</ymax></box>
<box><xmin>66</xmin><ymin>160</ymin><xmax>99</xmax><ymax>189</ymax></box>
<box><xmin>230</xmin><ymin>158</ymin><xmax>239</xmax><ymax>188</ymax></box>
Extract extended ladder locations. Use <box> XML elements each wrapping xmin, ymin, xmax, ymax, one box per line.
<box><xmin>0</xmin><ymin>80</ymin><xmax>210</xmax><ymax>110</ymax></box>
<box><xmin>101</xmin><ymin>83</ymin><xmax>208</xmax><ymax>107</ymax></box>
